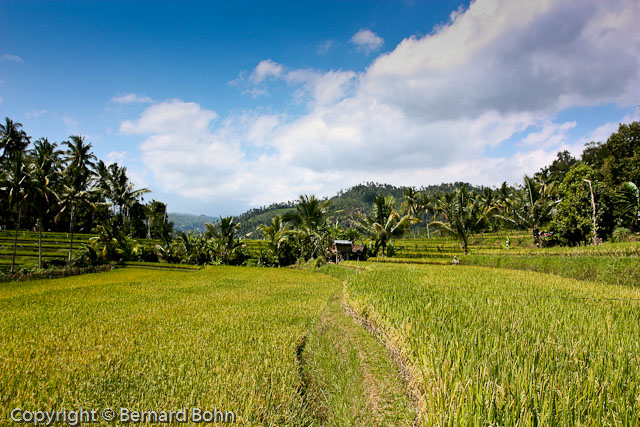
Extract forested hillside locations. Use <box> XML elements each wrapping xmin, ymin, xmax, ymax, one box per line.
<box><xmin>235</xmin><ymin>182</ymin><xmax>484</xmax><ymax>236</ymax></box>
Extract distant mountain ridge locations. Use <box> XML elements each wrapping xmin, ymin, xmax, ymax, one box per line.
<box><xmin>171</xmin><ymin>182</ymin><xmax>484</xmax><ymax>234</ymax></box>
<box><xmin>168</xmin><ymin>213</ymin><xmax>218</xmax><ymax>232</ymax></box>
<box><xmin>234</xmin><ymin>181</ymin><xmax>482</xmax><ymax>237</ymax></box>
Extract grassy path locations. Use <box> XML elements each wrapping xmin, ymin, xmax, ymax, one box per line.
<box><xmin>1</xmin><ymin>265</ymin><xmax>422</xmax><ymax>425</ymax></box>
<box><xmin>302</xmin><ymin>291</ymin><xmax>416</xmax><ymax>426</ymax></box>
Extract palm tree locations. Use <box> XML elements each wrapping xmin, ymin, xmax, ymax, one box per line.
<box><xmin>283</xmin><ymin>194</ymin><xmax>331</xmax><ymax>259</ymax></box>
<box><xmin>419</xmin><ymin>192</ymin><xmax>434</xmax><ymax>238</ymax></box>
<box><xmin>430</xmin><ymin>185</ymin><xmax>483</xmax><ymax>255</ymax></box>
<box><xmin>30</xmin><ymin>138</ymin><xmax>63</xmax><ymax>268</ymax></box>
<box><xmin>175</xmin><ymin>231</ymin><xmax>207</xmax><ymax>264</ymax></box>
<box><xmin>283</xmin><ymin>194</ymin><xmax>330</xmax><ymax>233</ymax></box>
<box><xmin>0</xmin><ymin>118</ymin><xmax>31</xmax><ymax>273</ymax></box>
<box><xmin>57</xmin><ymin>137</ymin><xmax>97</xmax><ymax>266</ymax></box>
<box><xmin>205</xmin><ymin>217</ymin><xmax>245</xmax><ymax>265</ymax></box>
<box><xmin>353</xmin><ymin>195</ymin><xmax>418</xmax><ymax>257</ymax></box>
<box><xmin>494</xmin><ymin>175</ymin><xmax>557</xmax><ymax>248</ymax></box>
<box><xmin>56</xmin><ymin>181</ymin><xmax>95</xmax><ymax>265</ymax></box>
<box><xmin>95</xmin><ymin>161</ymin><xmax>150</xmax><ymax>233</ymax></box>
<box><xmin>401</xmin><ymin>187</ymin><xmax>421</xmax><ymax>238</ymax></box>
<box><xmin>258</xmin><ymin>215</ymin><xmax>290</xmax><ymax>267</ymax></box>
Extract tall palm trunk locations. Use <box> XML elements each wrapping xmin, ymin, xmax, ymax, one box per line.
<box><xmin>425</xmin><ymin>210</ymin><xmax>431</xmax><ymax>238</ymax></box>
<box><xmin>10</xmin><ymin>206</ymin><xmax>22</xmax><ymax>274</ymax></box>
<box><xmin>68</xmin><ymin>206</ymin><xmax>75</xmax><ymax>266</ymax></box>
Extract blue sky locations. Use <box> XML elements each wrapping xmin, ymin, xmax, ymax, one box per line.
<box><xmin>1</xmin><ymin>0</ymin><xmax>638</xmax><ymax>215</ymax></box>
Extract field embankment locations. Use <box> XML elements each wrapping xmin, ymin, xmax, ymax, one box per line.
<box><xmin>460</xmin><ymin>254</ymin><xmax>640</xmax><ymax>287</ymax></box>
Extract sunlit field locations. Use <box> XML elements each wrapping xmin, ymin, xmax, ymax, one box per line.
<box><xmin>0</xmin><ymin>267</ymin><xmax>340</xmax><ymax>426</ymax></box>
<box><xmin>343</xmin><ymin>262</ymin><xmax>640</xmax><ymax>425</ymax></box>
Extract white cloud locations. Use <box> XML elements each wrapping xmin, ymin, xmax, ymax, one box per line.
<box><xmin>250</xmin><ymin>59</ymin><xmax>284</xmax><ymax>84</ymax></box>
<box><xmin>520</xmin><ymin>120</ymin><xmax>576</xmax><ymax>149</ymax></box>
<box><xmin>111</xmin><ymin>93</ymin><xmax>153</xmax><ymax>104</ymax></box>
<box><xmin>121</xmin><ymin>99</ymin><xmax>217</xmax><ymax>136</ymax></box>
<box><xmin>128</xmin><ymin>0</ymin><xmax>640</xmax><ymax>212</ymax></box>
<box><xmin>350</xmin><ymin>29</ymin><xmax>384</xmax><ymax>53</ymax></box>
<box><xmin>62</xmin><ymin>116</ymin><xmax>79</xmax><ymax>132</ymax></box>
<box><xmin>106</xmin><ymin>151</ymin><xmax>128</xmax><ymax>165</ymax></box>
<box><xmin>26</xmin><ymin>109</ymin><xmax>47</xmax><ymax>118</ymax></box>
<box><xmin>2</xmin><ymin>54</ymin><xmax>23</xmax><ymax>62</ymax></box>
<box><xmin>362</xmin><ymin>0</ymin><xmax>640</xmax><ymax>120</ymax></box>
<box><xmin>317</xmin><ymin>40</ymin><xmax>333</xmax><ymax>55</ymax></box>
<box><xmin>576</xmin><ymin>113</ymin><xmax>637</xmax><ymax>148</ymax></box>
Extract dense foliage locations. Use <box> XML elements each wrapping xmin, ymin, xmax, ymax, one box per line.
<box><xmin>0</xmin><ymin>117</ymin><xmax>172</xmax><ymax>272</ymax></box>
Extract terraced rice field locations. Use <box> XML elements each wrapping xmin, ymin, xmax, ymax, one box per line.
<box><xmin>0</xmin><ymin>230</ymin><xmax>163</xmax><ymax>271</ymax></box>
<box><xmin>342</xmin><ymin>262</ymin><xmax>640</xmax><ymax>425</ymax></box>
<box><xmin>0</xmin><ymin>230</ymin><xmax>94</xmax><ymax>270</ymax></box>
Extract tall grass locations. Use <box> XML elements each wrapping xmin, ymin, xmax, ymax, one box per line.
<box><xmin>0</xmin><ymin>267</ymin><xmax>340</xmax><ymax>426</ymax></box>
<box><xmin>345</xmin><ymin>263</ymin><xmax>640</xmax><ymax>425</ymax></box>
<box><xmin>461</xmin><ymin>254</ymin><xmax>640</xmax><ymax>287</ymax></box>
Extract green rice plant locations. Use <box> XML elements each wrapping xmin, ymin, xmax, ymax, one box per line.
<box><xmin>344</xmin><ymin>263</ymin><xmax>640</xmax><ymax>425</ymax></box>
<box><xmin>0</xmin><ymin>266</ymin><xmax>340</xmax><ymax>426</ymax></box>
<box><xmin>461</xmin><ymin>254</ymin><xmax>640</xmax><ymax>287</ymax></box>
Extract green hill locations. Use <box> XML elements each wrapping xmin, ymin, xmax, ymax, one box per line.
<box><xmin>168</xmin><ymin>213</ymin><xmax>218</xmax><ymax>232</ymax></box>
<box><xmin>235</xmin><ymin>181</ymin><xmax>483</xmax><ymax>237</ymax></box>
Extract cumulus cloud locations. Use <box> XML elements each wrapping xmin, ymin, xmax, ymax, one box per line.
<box><xmin>2</xmin><ymin>54</ymin><xmax>23</xmax><ymax>62</ymax></box>
<box><xmin>111</xmin><ymin>93</ymin><xmax>153</xmax><ymax>104</ymax></box>
<box><xmin>362</xmin><ymin>0</ymin><xmax>639</xmax><ymax>120</ymax></box>
<box><xmin>121</xmin><ymin>99</ymin><xmax>217</xmax><ymax>136</ymax></box>
<box><xmin>234</xmin><ymin>60</ymin><xmax>357</xmax><ymax>107</ymax></box>
<box><xmin>129</xmin><ymin>0</ymin><xmax>640</xmax><ymax>211</ymax></box>
<box><xmin>250</xmin><ymin>59</ymin><xmax>284</xmax><ymax>84</ymax></box>
<box><xmin>350</xmin><ymin>29</ymin><xmax>384</xmax><ymax>53</ymax></box>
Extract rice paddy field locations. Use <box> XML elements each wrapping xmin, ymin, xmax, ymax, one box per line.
<box><xmin>0</xmin><ymin>230</ymin><xmax>93</xmax><ymax>271</ymax></box>
<box><xmin>0</xmin><ymin>266</ymin><xmax>340</xmax><ymax>425</ymax></box>
<box><xmin>0</xmin><ymin>230</ymin><xmax>164</xmax><ymax>272</ymax></box>
<box><xmin>3</xmin><ymin>230</ymin><xmax>640</xmax><ymax>426</ymax></box>
<box><xmin>342</xmin><ymin>262</ymin><xmax>640</xmax><ymax>425</ymax></box>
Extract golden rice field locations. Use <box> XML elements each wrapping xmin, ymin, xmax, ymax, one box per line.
<box><xmin>0</xmin><ymin>267</ymin><xmax>340</xmax><ymax>426</ymax></box>
<box><xmin>343</xmin><ymin>262</ymin><xmax>640</xmax><ymax>425</ymax></box>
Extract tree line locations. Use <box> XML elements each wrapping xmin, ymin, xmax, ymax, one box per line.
<box><xmin>2</xmin><ymin>116</ymin><xmax>638</xmax><ymax>272</ymax></box>
<box><xmin>0</xmin><ymin>117</ymin><xmax>171</xmax><ymax>273</ymax></box>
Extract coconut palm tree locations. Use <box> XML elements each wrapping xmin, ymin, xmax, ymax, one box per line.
<box><xmin>57</xmin><ymin>137</ymin><xmax>97</xmax><ymax>266</ymax></box>
<box><xmin>430</xmin><ymin>185</ymin><xmax>484</xmax><ymax>255</ymax></box>
<box><xmin>30</xmin><ymin>138</ymin><xmax>63</xmax><ymax>268</ymax></box>
<box><xmin>0</xmin><ymin>118</ymin><xmax>31</xmax><ymax>273</ymax></box>
<box><xmin>258</xmin><ymin>215</ymin><xmax>290</xmax><ymax>266</ymax></box>
<box><xmin>63</xmin><ymin>135</ymin><xmax>96</xmax><ymax>190</ymax></box>
<box><xmin>283</xmin><ymin>194</ymin><xmax>330</xmax><ymax>233</ymax></box>
<box><xmin>353</xmin><ymin>195</ymin><xmax>418</xmax><ymax>257</ymax></box>
<box><xmin>283</xmin><ymin>194</ymin><xmax>331</xmax><ymax>259</ymax></box>
<box><xmin>419</xmin><ymin>192</ymin><xmax>434</xmax><ymax>238</ymax></box>
<box><xmin>205</xmin><ymin>217</ymin><xmax>245</xmax><ymax>265</ymax></box>
<box><xmin>401</xmin><ymin>187</ymin><xmax>420</xmax><ymax>218</ymax></box>
<box><xmin>494</xmin><ymin>175</ymin><xmax>557</xmax><ymax>248</ymax></box>
<box><xmin>97</xmin><ymin>162</ymin><xmax>150</xmax><ymax>232</ymax></box>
